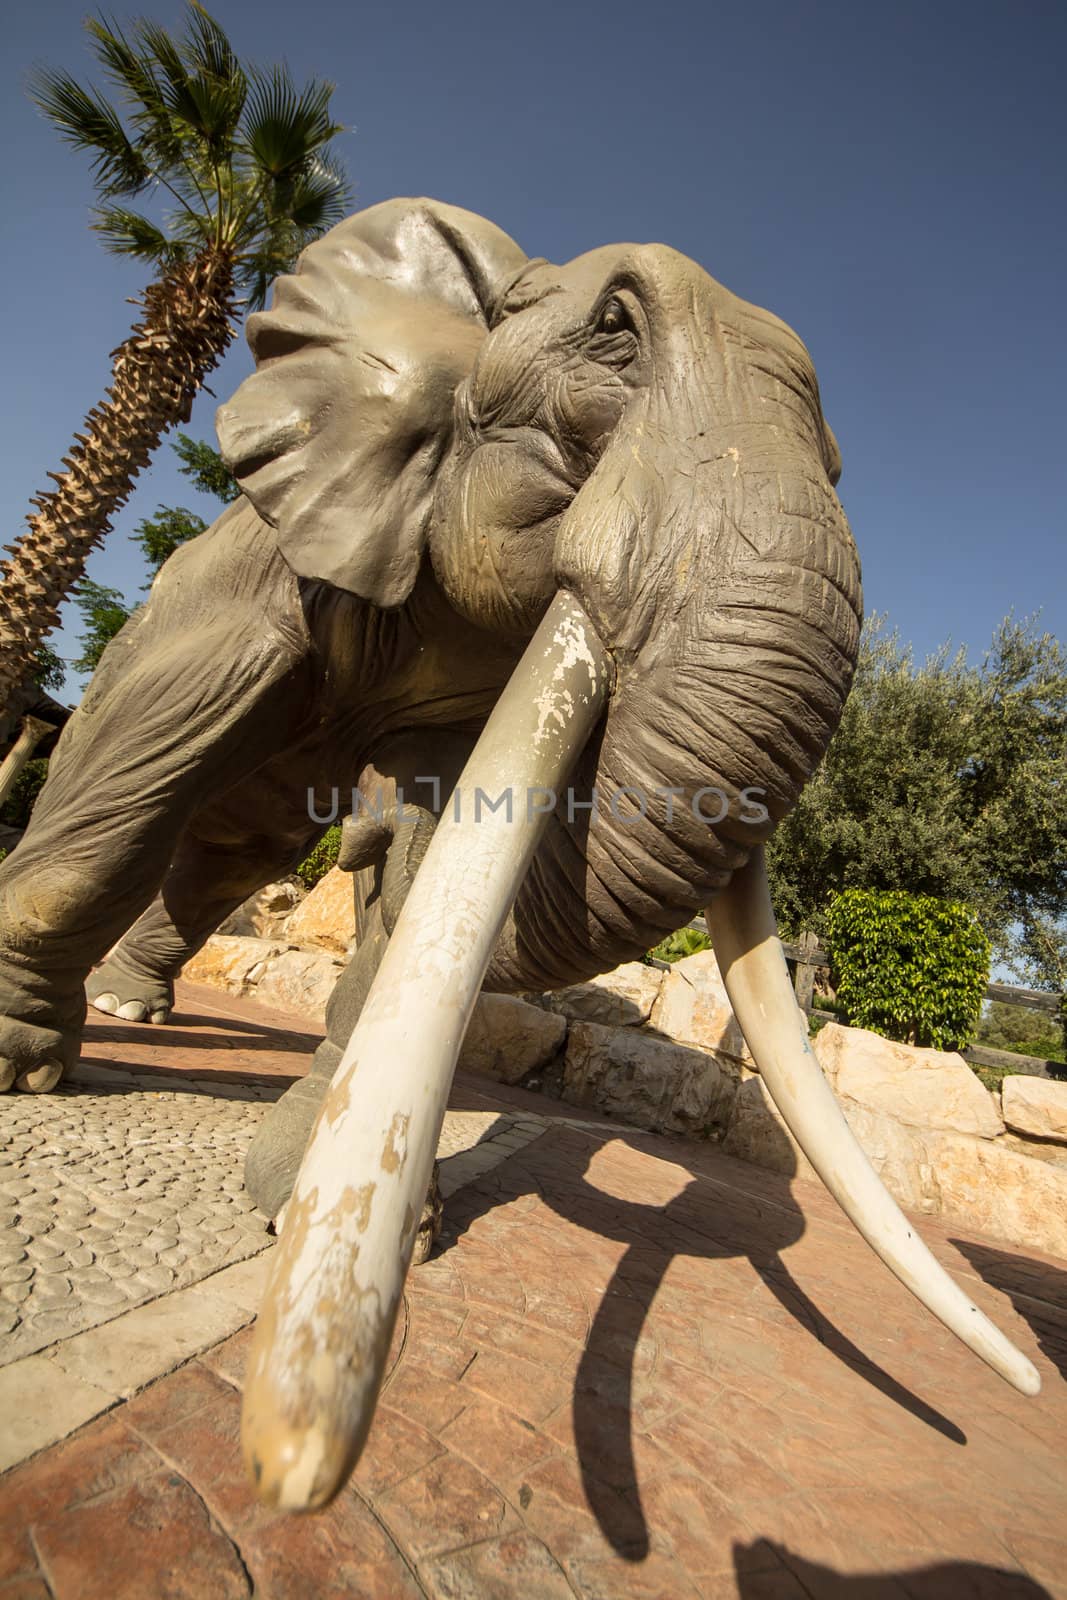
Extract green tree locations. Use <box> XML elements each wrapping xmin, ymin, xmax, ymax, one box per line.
<box><xmin>767</xmin><ymin>615</ymin><xmax>1067</xmax><ymax>991</ymax></box>
<box><xmin>0</xmin><ymin>2</ymin><xmax>349</xmax><ymax>710</ymax></box>
<box><xmin>31</xmin><ymin>644</ymin><xmax>66</xmax><ymax>694</ymax></box>
<box><xmin>172</xmin><ymin>431</ymin><xmax>240</xmax><ymax>502</ymax></box>
<box><xmin>71</xmin><ymin>581</ymin><xmax>135</xmax><ymax>674</ymax></box>
<box><xmin>975</xmin><ymin>1001</ymin><xmax>1065</xmax><ymax>1065</ymax></box>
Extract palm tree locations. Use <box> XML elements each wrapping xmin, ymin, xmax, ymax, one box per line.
<box><xmin>0</xmin><ymin>2</ymin><xmax>350</xmax><ymax>710</ymax></box>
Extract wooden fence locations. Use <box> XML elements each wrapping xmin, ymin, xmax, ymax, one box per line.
<box><xmin>683</xmin><ymin>917</ymin><xmax>1064</xmax><ymax>1082</ymax></box>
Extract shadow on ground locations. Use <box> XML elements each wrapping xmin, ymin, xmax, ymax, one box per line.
<box><xmin>444</xmin><ymin>1120</ymin><xmax>966</xmax><ymax>1564</ymax></box>
<box><xmin>952</xmin><ymin>1236</ymin><xmax>1067</xmax><ymax>1381</ymax></box>
<box><xmin>734</xmin><ymin>1540</ymin><xmax>1051</xmax><ymax>1597</ymax></box>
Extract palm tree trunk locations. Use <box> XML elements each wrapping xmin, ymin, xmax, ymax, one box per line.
<box><xmin>0</xmin><ymin>249</ymin><xmax>237</xmax><ymax>712</ymax></box>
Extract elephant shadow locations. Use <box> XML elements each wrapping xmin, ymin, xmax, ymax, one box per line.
<box><xmin>950</xmin><ymin>1236</ymin><xmax>1067</xmax><ymax>1380</ymax></box>
<box><xmin>438</xmin><ymin>1106</ymin><xmax>965</xmax><ymax>1563</ymax></box>
<box><xmin>733</xmin><ymin>1540</ymin><xmax>1051</xmax><ymax>1597</ymax></box>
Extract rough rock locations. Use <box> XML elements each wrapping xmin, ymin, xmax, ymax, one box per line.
<box><xmin>562</xmin><ymin>1021</ymin><xmax>736</xmax><ymax>1137</ymax></box>
<box><xmin>814</xmin><ymin>1023</ymin><xmax>1004</xmax><ymax>1139</ymax></box>
<box><xmin>284</xmin><ymin>867</ymin><xmax>357</xmax><ymax>955</ymax></box>
<box><xmin>253</xmin><ymin>948</ymin><xmax>345</xmax><ymax>1025</ymax></box>
<box><xmin>458</xmin><ymin>995</ymin><xmax>567</xmax><ymax>1085</ymax></box>
<box><xmin>923</xmin><ymin>1127</ymin><xmax>1067</xmax><ymax>1258</ymax></box>
<box><xmin>544</xmin><ymin>962</ymin><xmax>664</xmax><ymax>1027</ymax></box>
<box><xmin>649</xmin><ymin>950</ymin><xmax>755</xmax><ymax>1067</ymax></box>
<box><xmin>217</xmin><ymin>880</ymin><xmax>304</xmax><ymax>940</ymax></box>
<box><xmin>1001</xmin><ymin>1076</ymin><xmax>1067</xmax><ymax>1144</ymax></box>
<box><xmin>720</xmin><ymin>1073</ymin><xmax>1067</xmax><ymax>1258</ymax></box>
<box><xmin>181</xmin><ymin>937</ymin><xmax>285</xmax><ymax>997</ymax></box>
<box><xmin>721</xmin><ymin>1077</ymin><xmax>818</xmax><ymax>1185</ymax></box>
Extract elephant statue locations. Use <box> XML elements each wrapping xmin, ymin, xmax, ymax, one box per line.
<box><xmin>0</xmin><ymin>199</ymin><xmax>1038</xmax><ymax>1507</ymax></box>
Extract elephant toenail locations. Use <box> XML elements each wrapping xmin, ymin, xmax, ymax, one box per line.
<box><xmin>91</xmin><ymin>993</ymin><xmax>120</xmax><ymax>1015</ymax></box>
<box><xmin>117</xmin><ymin>1000</ymin><xmax>149</xmax><ymax>1022</ymax></box>
<box><xmin>149</xmin><ymin>1009</ymin><xmax>171</xmax><ymax>1025</ymax></box>
<box><xmin>15</xmin><ymin>1060</ymin><xmax>63</xmax><ymax>1093</ymax></box>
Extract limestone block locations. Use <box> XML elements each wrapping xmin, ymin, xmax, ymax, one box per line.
<box><xmin>253</xmin><ymin>948</ymin><xmax>345</xmax><ymax>1024</ymax></box>
<box><xmin>217</xmin><ymin>880</ymin><xmax>304</xmax><ymax>940</ymax></box>
<box><xmin>284</xmin><ymin>867</ymin><xmax>357</xmax><ymax>955</ymax></box>
<box><xmin>814</xmin><ymin>1022</ymin><xmax>1004</xmax><ymax>1139</ymax></box>
<box><xmin>458</xmin><ymin>995</ymin><xmax>567</xmax><ymax>1085</ymax></box>
<box><xmin>649</xmin><ymin>950</ymin><xmax>755</xmax><ymax>1066</ymax></box>
<box><xmin>721</xmin><ymin>1073</ymin><xmax>1067</xmax><ymax>1258</ymax></box>
<box><xmin>562</xmin><ymin>1021</ymin><xmax>735</xmax><ymax>1137</ymax></box>
<box><xmin>181</xmin><ymin>936</ymin><xmax>285</xmax><ymax>996</ymax></box>
<box><xmin>721</xmin><ymin>1076</ymin><xmax>818</xmax><ymax>1184</ymax></box>
<box><xmin>923</xmin><ymin>1127</ymin><xmax>1067</xmax><ymax>1259</ymax></box>
<box><xmin>1001</xmin><ymin>1076</ymin><xmax>1067</xmax><ymax>1145</ymax></box>
<box><xmin>544</xmin><ymin>961</ymin><xmax>664</xmax><ymax>1027</ymax></box>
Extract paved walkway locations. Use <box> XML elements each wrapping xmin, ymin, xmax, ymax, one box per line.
<box><xmin>1</xmin><ymin>983</ymin><xmax>1065</xmax><ymax>1598</ymax></box>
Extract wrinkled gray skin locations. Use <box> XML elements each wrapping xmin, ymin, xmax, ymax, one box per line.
<box><xmin>0</xmin><ymin>199</ymin><xmax>861</xmax><ymax>1220</ymax></box>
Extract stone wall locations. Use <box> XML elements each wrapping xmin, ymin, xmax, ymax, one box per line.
<box><xmin>181</xmin><ymin>876</ymin><xmax>1067</xmax><ymax>1261</ymax></box>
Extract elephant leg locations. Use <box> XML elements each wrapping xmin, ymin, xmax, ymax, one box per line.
<box><xmin>0</xmin><ymin>622</ymin><xmax>310</xmax><ymax>1092</ymax></box>
<box><xmin>86</xmin><ymin>818</ymin><xmax>322</xmax><ymax>1025</ymax></box>
<box><xmin>245</xmin><ymin>802</ymin><xmax>444</xmax><ymax>1261</ymax></box>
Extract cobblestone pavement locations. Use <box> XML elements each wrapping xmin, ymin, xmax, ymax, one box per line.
<box><xmin>0</xmin><ymin>986</ymin><xmax>544</xmax><ymax>1366</ymax></box>
<box><xmin>1</xmin><ymin>985</ymin><xmax>1066</xmax><ymax>1597</ymax></box>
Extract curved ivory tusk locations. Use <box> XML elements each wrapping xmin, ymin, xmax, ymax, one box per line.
<box><xmin>242</xmin><ymin>591</ymin><xmax>613</xmax><ymax>1510</ymax></box>
<box><xmin>706</xmin><ymin>848</ymin><xmax>1040</xmax><ymax>1397</ymax></box>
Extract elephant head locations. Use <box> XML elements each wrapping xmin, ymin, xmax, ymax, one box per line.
<box><xmin>217</xmin><ymin>201</ymin><xmax>1037</xmax><ymax>1511</ymax></box>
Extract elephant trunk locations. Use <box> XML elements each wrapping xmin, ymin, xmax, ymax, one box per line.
<box><xmin>488</xmin><ymin>439</ymin><xmax>862</xmax><ymax>990</ymax></box>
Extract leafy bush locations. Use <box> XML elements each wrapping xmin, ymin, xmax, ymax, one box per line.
<box><xmin>296</xmin><ymin>825</ymin><xmax>342</xmax><ymax>889</ymax></box>
<box><xmin>645</xmin><ymin>925</ymin><xmax>713</xmax><ymax>965</ymax></box>
<box><xmin>0</xmin><ymin>757</ymin><xmax>50</xmax><ymax>831</ymax></box>
<box><xmin>825</xmin><ymin>888</ymin><xmax>990</xmax><ymax>1050</ymax></box>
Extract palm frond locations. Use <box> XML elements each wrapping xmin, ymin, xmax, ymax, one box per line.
<box><xmin>241</xmin><ymin>65</ymin><xmax>344</xmax><ymax>176</ymax></box>
<box><xmin>182</xmin><ymin>4</ymin><xmax>242</xmax><ymax>92</ymax></box>
<box><xmin>270</xmin><ymin>154</ymin><xmax>350</xmax><ymax>232</ymax></box>
<box><xmin>86</xmin><ymin>16</ymin><xmax>187</xmax><ymax>171</ymax></box>
<box><xmin>91</xmin><ymin>205</ymin><xmax>188</xmax><ymax>265</ymax></box>
<box><xmin>28</xmin><ymin>66</ymin><xmax>150</xmax><ymax>196</ymax></box>
<box><xmin>135</xmin><ymin>15</ymin><xmax>242</xmax><ymax>151</ymax></box>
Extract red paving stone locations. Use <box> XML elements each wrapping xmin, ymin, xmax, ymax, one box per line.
<box><xmin>3</xmin><ymin>986</ymin><xmax>1067</xmax><ymax>1597</ymax></box>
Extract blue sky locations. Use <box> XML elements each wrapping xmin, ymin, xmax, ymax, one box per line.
<box><xmin>3</xmin><ymin>0</ymin><xmax>1064</xmax><ymax>703</ymax></box>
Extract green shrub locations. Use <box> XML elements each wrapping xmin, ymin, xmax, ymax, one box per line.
<box><xmin>825</xmin><ymin>888</ymin><xmax>990</xmax><ymax>1051</ymax></box>
<box><xmin>295</xmin><ymin>825</ymin><xmax>342</xmax><ymax>889</ymax></box>
<box><xmin>0</xmin><ymin>757</ymin><xmax>49</xmax><ymax>831</ymax></box>
<box><xmin>645</xmin><ymin>926</ymin><xmax>713</xmax><ymax>964</ymax></box>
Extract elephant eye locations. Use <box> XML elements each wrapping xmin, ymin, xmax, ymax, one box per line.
<box><xmin>586</xmin><ymin>292</ymin><xmax>640</xmax><ymax>369</ymax></box>
<box><xmin>596</xmin><ymin>296</ymin><xmax>630</xmax><ymax>335</ymax></box>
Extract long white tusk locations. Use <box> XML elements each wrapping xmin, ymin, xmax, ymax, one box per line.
<box><xmin>706</xmin><ymin>847</ymin><xmax>1040</xmax><ymax>1398</ymax></box>
<box><xmin>242</xmin><ymin>591</ymin><xmax>613</xmax><ymax>1510</ymax></box>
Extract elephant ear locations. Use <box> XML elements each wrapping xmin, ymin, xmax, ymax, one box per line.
<box><xmin>215</xmin><ymin>199</ymin><xmax>529</xmax><ymax>605</ymax></box>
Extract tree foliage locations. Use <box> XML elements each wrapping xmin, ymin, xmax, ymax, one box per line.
<box><xmin>826</xmin><ymin>889</ymin><xmax>990</xmax><ymax>1051</ymax></box>
<box><xmin>172</xmin><ymin>431</ymin><xmax>240</xmax><ymax>502</ymax></box>
<box><xmin>0</xmin><ymin>4</ymin><xmax>349</xmax><ymax>709</ymax></box>
<box><xmin>28</xmin><ymin>5</ymin><xmax>350</xmax><ymax>311</ymax></box>
<box><xmin>72</xmin><ymin>581</ymin><xmax>134</xmax><ymax>674</ymax></box>
<box><xmin>767</xmin><ymin>615</ymin><xmax>1067</xmax><ymax>991</ymax></box>
<box><xmin>975</xmin><ymin>1001</ymin><xmax>1065</xmax><ymax>1066</ymax></box>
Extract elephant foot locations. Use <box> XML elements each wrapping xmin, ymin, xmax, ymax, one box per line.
<box><xmin>86</xmin><ymin>958</ymin><xmax>174</xmax><ymax>1025</ymax></box>
<box><xmin>0</xmin><ymin>964</ymin><xmax>83</xmax><ymax>1094</ymax></box>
